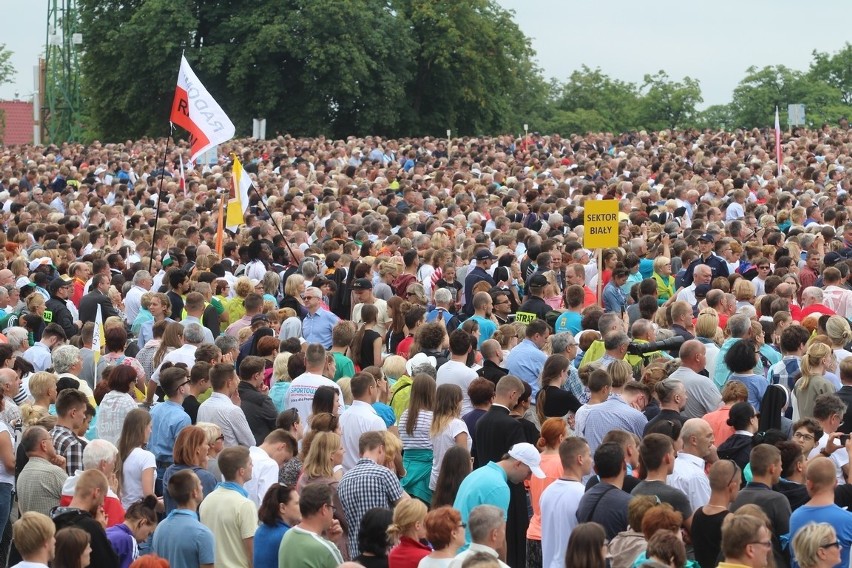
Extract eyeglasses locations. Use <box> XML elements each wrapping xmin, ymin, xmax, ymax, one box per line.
<box><xmin>793</xmin><ymin>431</ymin><xmax>815</xmax><ymax>442</ymax></box>
<box><xmin>216</xmin><ymin>435</ymin><xmax>225</xmax><ymax>441</ymax></box>
<box><xmin>177</xmin><ymin>380</ymin><xmax>190</xmax><ymax>389</ymax></box>
<box><xmin>749</xmin><ymin>541</ymin><xmax>772</xmax><ymax>549</ymax></box>
<box><xmin>758</xmin><ymin>266</ymin><xmax>770</xmax><ymax>270</ymax></box>
<box><xmin>458</xmin><ymin>522</ymin><xmax>467</xmax><ymax>529</ymax></box>
<box><xmin>724</xmin><ymin>459</ymin><xmax>740</xmax><ymax>487</ymax></box>
<box><xmin>820</xmin><ymin>542</ymin><xmax>841</xmax><ymax>549</ymax></box>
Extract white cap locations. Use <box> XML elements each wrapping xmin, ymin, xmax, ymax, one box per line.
<box><xmin>406</xmin><ymin>352</ymin><xmax>437</xmax><ymax>377</ymax></box>
<box><xmin>508</xmin><ymin>443</ymin><xmax>546</xmax><ymax>478</ymax></box>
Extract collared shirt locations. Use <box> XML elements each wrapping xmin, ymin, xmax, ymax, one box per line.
<box><xmin>450</xmin><ymin>543</ymin><xmax>510</xmax><ymax>568</ymax></box>
<box><xmin>149</xmin><ymin>401</ymin><xmax>191</xmax><ymax>463</ymax></box>
<box><xmin>505</xmin><ymin>339</ymin><xmax>548</xmax><ymax>400</ymax></box>
<box><xmin>338</xmin><ymin>458</ymin><xmax>405</xmax><ymax>559</ymax></box>
<box><xmin>197</xmin><ymin>392</ymin><xmax>255</xmax><ymax>447</ymax></box>
<box><xmin>244</xmin><ymin>446</ymin><xmax>280</xmax><ymax>508</ymax></box>
<box><xmin>181</xmin><ymin>316</ymin><xmax>215</xmax><ymax>344</ymax></box>
<box><xmin>17</xmin><ymin>456</ymin><xmax>67</xmax><ymax>517</ymax></box>
<box><xmin>152</xmin><ymin>509</ymin><xmax>215</xmax><ymax>568</ymax></box>
<box><xmin>578</xmin><ymin>396</ymin><xmax>648</xmax><ymax>453</ymax></box>
<box><xmin>22</xmin><ymin>342</ymin><xmax>52</xmax><ymax>372</ymax></box>
<box><xmin>225</xmin><ymin>315</ymin><xmax>253</xmax><ymax>339</ymax></box>
<box><xmin>768</xmin><ymin>355</ymin><xmax>802</xmax><ymax>391</ymax></box>
<box><xmin>667</xmin><ymin>452</ymin><xmax>710</xmax><ymax>511</ymax></box>
<box><xmin>50</xmin><ymin>424</ymin><xmax>83</xmax><ymax>476</ymax></box>
<box><xmin>301</xmin><ymin>308</ymin><xmax>340</xmax><ymax>349</ymax></box>
<box><xmin>339</xmin><ymin>401</ymin><xmax>387</xmax><ymax>471</ymax></box>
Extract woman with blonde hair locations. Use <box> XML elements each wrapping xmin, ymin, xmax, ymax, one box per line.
<box><xmin>227</xmin><ymin>276</ymin><xmax>255</xmax><ymax>326</ymax></box>
<box><xmin>793</xmin><ymin>341</ymin><xmax>836</xmax><ymax>420</ymax></box>
<box><xmin>492</xmin><ymin>324</ymin><xmax>519</xmax><ymax>358</ymax></box>
<box><xmin>428</xmin><ymin>384</ymin><xmax>470</xmax><ymax>493</ymax></box>
<box><xmin>733</xmin><ymin>279</ymin><xmax>756</xmax><ymax>309</ymax></box>
<box><xmin>196</xmin><ymin>422</ymin><xmax>225</xmax><ymax>481</ymax></box>
<box><xmin>26</xmin><ymin>371</ymin><xmax>57</xmax><ymax>410</ymax></box>
<box><xmin>695</xmin><ymin>309</ymin><xmax>722</xmax><ymax>375</ymax></box>
<box><xmin>387</xmin><ymin>499</ymin><xmax>430</xmax><ymax>568</ymax></box>
<box><xmin>269</xmin><ymin>352</ymin><xmax>292</xmax><ymax>411</ymax></box>
<box><xmin>542</xmin><ymin>271</ymin><xmax>563</xmax><ymax>310</ymax></box>
<box><xmin>653</xmin><ymin>257</ymin><xmax>675</xmax><ymax>305</ymax></box>
<box><xmin>825</xmin><ymin>316</ymin><xmax>852</xmax><ymax>363</ymax></box>
<box><xmin>399</xmin><ymin>374</ymin><xmax>436</xmax><ymax>504</ymax></box>
<box><xmin>791</xmin><ymin>522</ymin><xmax>842</xmax><ymax>568</ymax></box>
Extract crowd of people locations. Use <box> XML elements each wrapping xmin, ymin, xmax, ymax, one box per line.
<box><xmin>1</xmin><ymin>125</ymin><xmax>852</xmax><ymax>568</ymax></box>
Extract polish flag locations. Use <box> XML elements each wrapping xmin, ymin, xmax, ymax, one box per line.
<box><xmin>170</xmin><ymin>55</ymin><xmax>235</xmax><ymax>164</ymax></box>
<box><xmin>775</xmin><ymin>106</ymin><xmax>782</xmax><ymax>177</ymax></box>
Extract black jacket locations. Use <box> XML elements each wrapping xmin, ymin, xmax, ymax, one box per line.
<box><xmin>717</xmin><ymin>433</ymin><xmax>753</xmax><ymax>475</ymax></box>
<box><xmin>238</xmin><ymin>381</ymin><xmax>279</xmax><ymax>445</ymax></box>
<box><xmin>478</xmin><ymin>360</ymin><xmax>509</xmax><ymax>385</ymax></box>
<box><xmin>45</xmin><ymin>295</ymin><xmax>78</xmax><ymax>339</ymax></box>
<box><xmin>78</xmin><ymin>290</ymin><xmax>119</xmax><ymax>323</ymax></box>
<box><xmin>474</xmin><ymin>405</ymin><xmax>525</xmax><ymax>468</ymax></box>
<box><xmin>51</xmin><ymin>507</ymin><xmax>119</xmax><ymax>567</ymax></box>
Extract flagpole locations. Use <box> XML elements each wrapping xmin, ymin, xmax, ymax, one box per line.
<box><xmin>148</xmin><ymin>134</ymin><xmax>173</xmax><ymax>275</ymax></box>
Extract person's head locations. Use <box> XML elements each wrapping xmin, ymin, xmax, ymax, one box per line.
<box><xmin>218</xmin><ymin>446</ymin><xmax>252</xmax><ymax>483</ymax></box>
<box><xmin>721</xmin><ymin>514</ymin><xmax>772</xmax><ymax>566</ymax></box>
<box><xmin>727</xmin><ymin>401</ymin><xmax>759</xmax><ymax>432</ymax></box>
<box><xmin>806</xmin><ymin>456</ymin><xmax>840</xmax><ymax>495</ymax></box>
<box><xmin>524</xmin><ymin>319</ymin><xmax>550</xmax><ymax>348</ymax></box>
<box><xmin>82</xmin><ymin>438</ymin><xmax>118</xmax><ymax>472</ymax></box>
<box><xmin>679</xmin><ymin>418</ymin><xmax>715</xmax><ymax>459</ymax></box>
<box><xmin>55</xmin><ymin>527</ymin><xmax>91</xmax><ymax>568</ymax></box>
<box><xmin>709</xmin><ymin>458</ymin><xmax>741</xmax><ymax>501</ymax></box>
<box><xmin>494</xmin><ymin>375</ymin><xmax>525</xmax><ymax>408</ymax></box>
<box><xmin>52</xmin><ymin>344</ymin><xmax>81</xmax><ymax>374</ymax></box>
<box><xmin>431</xmin><ymin>446</ymin><xmax>472</xmax><ymax>509</ymax></box>
<box><xmin>298</xmin><ymin>483</ymin><xmax>336</xmax><ymax>529</ymax></box>
<box><xmin>172</xmin><ymin>425</ymin><xmax>211</xmax><ymax>468</ymax></box>
<box><xmin>468</xmin><ymin>505</ymin><xmax>506</xmax><ymax>550</ymax></box>
<box><xmin>750</xmin><ymin>443</ymin><xmax>782</xmax><ymax>484</ymax></box>
<box><xmin>646</xmin><ymin>531</ymin><xmax>687</xmax><ymax>568</ymax></box>
<box><xmin>357</xmin><ymin>507</ymin><xmax>394</xmax><ymax>558</ymax></box>
<box><xmin>28</xmin><ymin>371</ymin><xmax>58</xmax><ymax>403</ymax></box>
<box><xmin>387</xmin><ymin>498</ymin><xmax>428</xmax><ymax>542</ymax></box>
<box><xmin>467</xmin><ymin>377</ymin><xmax>495</xmax><ymax>410</ymax></box>
<box><xmin>123</xmin><ymin>495</ymin><xmax>159</xmax><ymax>543</ymax></box>
<box><xmin>793</xmin><ymin>418</ymin><xmax>823</xmax><ymax>455</ymax></box>
<box><xmin>725</xmin><ymin>339</ymin><xmax>758</xmax><ymax>373</ymax></box>
<box><xmin>424</xmin><ymin>506</ymin><xmax>465</xmax><ymax>551</ymax></box>
<box><xmin>209</xmin><ymin>362</ymin><xmax>237</xmax><ymax>393</ymax></box>
<box><xmin>258</xmin><ymin>483</ymin><xmax>301</xmax><ymax>528</ymax></box>
<box><xmin>655</xmin><ymin>378</ymin><xmax>687</xmax><ymax>411</ymax></box>
<box><xmin>639</xmin><ymin>433</ymin><xmax>675</xmax><ymax>475</ymax></box>
<box><xmin>826</xmin><ymin>316</ymin><xmax>852</xmax><ymax>348</ymax></box>
<box><xmin>721</xmin><ymin>380</ymin><xmax>749</xmax><ymax>405</ymax></box>
<box><xmin>71</xmin><ymin>469</ymin><xmax>109</xmax><ymax>514</ymax></box>
<box><xmin>564</xmin><ymin>522</ymin><xmax>607</xmax><ymax>568</ymax></box>
<box><xmin>780</xmin><ymin>324</ymin><xmax>811</xmax><ymax>356</ymax></box>
<box><xmin>558</xmin><ymin>436</ymin><xmax>592</xmax><ymax>477</ymax></box>
<box><xmin>167</xmin><ymin>469</ymin><xmax>203</xmax><ymax>508</ymax></box>
<box><xmin>305</xmin><ymin>343</ymin><xmax>327</xmax><ymax>372</ymax></box>
<box><xmin>791</xmin><ymin>522</ymin><xmax>842</xmax><ymax>568</ymax></box>
<box><xmin>350</xmin><ymin>371</ymin><xmax>378</xmax><ymax>403</ymax></box>
<box><xmin>13</xmin><ymin>511</ymin><xmax>55</xmax><ymax>561</ymax></box>
<box><xmin>594</xmin><ymin>441</ymin><xmax>626</xmax><ymax>479</ymax></box>
<box><xmin>54</xmin><ymin>388</ymin><xmax>88</xmax><ymax>428</ymax></box>
<box><xmin>813</xmin><ymin>394</ymin><xmax>847</xmax><ymax>432</ymax></box>
<box><xmin>359</xmin><ymin>430</ymin><xmax>386</xmax><ymax>461</ymax></box>
<box><xmin>159</xmin><ymin>364</ymin><xmax>191</xmax><ymax>398</ymax></box>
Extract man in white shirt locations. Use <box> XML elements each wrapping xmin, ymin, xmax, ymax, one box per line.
<box><xmin>667</xmin><ymin>418</ymin><xmax>714</xmax><ymax>511</ymax></box>
<box><xmin>285</xmin><ymin>344</ymin><xmax>343</xmax><ymax>426</ymax></box>
<box><xmin>124</xmin><ymin>270</ymin><xmax>152</xmax><ymax>325</ymax></box>
<box><xmin>339</xmin><ymin>373</ymin><xmax>387</xmax><ymax>471</ymax></box>
<box><xmin>150</xmin><ymin>323</ymin><xmax>204</xmax><ymax>386</ymax></box>
<box><xmin>677</xmin><ymin>264</ymin><xmax>712</xmax><ymax>305</ymax></box>
<box><xmin>197</xmin><ymin>363</ymin><xmax>256</xmax><ymax>447</ymax></box>
<box><xmin>822</xmin><ymin>266</ymin><xmax>852</xmax><ymax>319</ymax></box>
<box><xmin>541</xmin><ymin>437</ymin><xmax>592</xmax><ymax>568</ymax></box>
<box><xmin>436</xmin><ymin>330</ymin><xmax>478</xmax><ymax>416</ymax></box>
<box><xmin>244</xmin><ymin>430</ymin><xmax>296</xmax><ymax>507</ymax></box>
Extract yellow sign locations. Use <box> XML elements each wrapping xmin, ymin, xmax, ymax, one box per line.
<box><xmin>583</xmin><ymin>199</ymin><xmax>619</xmax><ymax>249</ymax></box>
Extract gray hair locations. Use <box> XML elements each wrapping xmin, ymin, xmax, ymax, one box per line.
<box><xmin>434</xmin><ymin>288</ymin><xmax>453</xmax><ymax>305</ymax></box>
<box><xmin>727</xmin><ymin>314</ymin><xmax>752</xmax><ymax>339</ymax></box>
<box><xmin>656</xmin><ymin>378</ymin><xmax>684</xmax><ymax>403</ymax></box>
<box><xmin>132</xmin><ymin>270</ymin><xmax>152</xmax><ymax>286</ymax></box>
<box><xmin>183</xmin><ymin>323</ymin><xmax>205</xmax><ymax>345</ymax></box>
<box><xmin>215</xmin><ymin>334</ymin><xmax>239</xmax><ymax>355</ymax></box>
<box><xmin>300</xmin><ymin>260</ymin><xmax>318</xmax><ymax>280</ymax></box>
<box><xmin>802</xmin><ymin>286</ymin><xmax>824</xmax><ymax>304</ymax></box>
<box><xmin>550</xmin><ymin>332</ymin><xmax>575</xmax><ymax>355</ymax></box>
<box><xmin>411</xmin><ymin>362</ymin><xmax>437</xmax><ymax>379</ymax></box>
<box><xmin>603</xmin><ymin>331</ymin><xmax>631</xmax><ymax>351</ymax></box>
<box><xmin>83</xmin><ymin>439</ymin><xmax>118</xmax><ymax>470</ymax></box>
<box><xmin>5</xmin><ymin>327</ymin><xmax>28</xmax><ymax>350</ymax></box>
<box><xmin>52</xmin><ymin>345</ymin><xmax>81</xmax><ymax>374</ymax></box>
<box><xmin>468</xmin><ymin>505</ymin><xmax>506</xmax><ymax>543</ymax></box>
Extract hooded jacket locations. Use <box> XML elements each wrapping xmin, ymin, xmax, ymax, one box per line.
<box><xmin>50</xmin><ymin>506</ymin><xmax>120</xmax><ymax>566</ymax></box>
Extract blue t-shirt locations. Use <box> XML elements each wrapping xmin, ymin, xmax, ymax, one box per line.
<box><xmin>453</xmin><ymin>462</ymin><xmax>509</xmax><ymax>544</ymax></box>
<box><xmin>373</xmin><ymin>402</ymin><xmax>396</xmax><ymax>428</ymax></box>
<box><xmin>789</xmin><ymin>503</ymin><xmax>852</xmax><ymax>568</ymax></box>
<box><xmin>554</xmin><ymin>312</ymin><xmax>582</xmax><ymax>335</ymax></box>
<box><xmin>151</xmin><ymin>509</ymin><xmax>215</xmax><ymax>568</ymax></box>
<box><xmin>255</xmin><ymin>520</ymin><xmax>291</xmax><ymax>568</ymax></box>
<box><xmin>462</xmin><ymin>315</ymin><xmax>497</xmax><ymax>347</ymax></box>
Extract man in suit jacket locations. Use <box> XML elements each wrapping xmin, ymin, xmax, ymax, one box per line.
<box><xmin>78</xmin><ymin>273</ymin><xmax>119</xmax><ymax>323</ymax></box>
<box><xmin>474</xmin><ymin>375</ymin><xmax>528</xmax><ymax>568</ymax></box>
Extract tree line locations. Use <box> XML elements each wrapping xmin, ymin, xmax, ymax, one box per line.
<box><xmin>71</xmin><ymin>0</ymin><xmax>852</xmax><ymax>141</ymax></box>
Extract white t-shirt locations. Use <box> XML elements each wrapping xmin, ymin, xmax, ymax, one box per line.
<box><xmin>339</xmin><ymin>401</ymin><xmax>387</xmax><ymax>471</ymax></box>
<box><xmin>540</xmin><ymin>479</ymin><xmax>585</xmax><ymax>568</ymax></box>
<box><xmin>244</xmin><ymin>446</ymin><xmax>279</xmax><ymax>507</ymax></box>
<box><xmin>121</xmin><ymin>447</ymin><xmax>156</xmax><ymax>508</ymax></box>
<box><xmin>429</xmin><ymin>418</ymin><xmax>471</xmax><ymax>491</ymax></box>
<box><xmin>285</xmin><ymin>372</ymin><xmax>343</xmax><ymax>427</ymax></box>
<box><xmin>352</xmin><ymin>298</ymin><xmax>389</xmax><ymax>340</ymax></box>
<box><xmin>0</xmin><ymin>421</ymin><xmax>13</xmax><ymax>485</ymax></box>
<box><xmin>809</xmin><ymin>434</ymin><xmax>849</xmax><ymax>485</ymax></box>
<box><xmin>436</xmin><ymin>361</ymin><xmax>478</xmax><ymax>416</ymax></box>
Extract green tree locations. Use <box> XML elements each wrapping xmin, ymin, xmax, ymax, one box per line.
<box><xmin>554</xmin><ymin>66</ymin><xmax>640</xmax><ymax>133</ymax></box>
<box><xmin>0</xmin><ymin>44</ymin><xmax>13</xmax><ymax>87</ymax></box>
<box><xmin>636</xmin><ymin>71</ymin><xmax>703</xmax><ymax>130</ymax></box>
<box><xmin>693</xmin><ymin>104</ymin><xmax>735</xmax><ymax>130</ymax></box>
<box><xmin>810</xmin><ymin>44</ymin><xmax>852</xmax><ymax>105</ymax></box>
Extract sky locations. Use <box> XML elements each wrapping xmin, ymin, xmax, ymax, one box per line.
<box><xmin>3</xmin><ymin>0</ymin><xmax>852</xmax><ymax>110</ymax></box>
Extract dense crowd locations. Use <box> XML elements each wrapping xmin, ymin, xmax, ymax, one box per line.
<box><xmin>2</xmin><ymin>126</ymin><xmax>852</xmax><ymax>568</ymax></box>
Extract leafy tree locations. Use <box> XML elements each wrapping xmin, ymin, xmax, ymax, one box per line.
<box><xmin>636</xmin><ymin>71</ymin><xmax>702</xmax><ymax>131</ymax></box>
<box><xmin>0</xmin><ymin>44</ymin><xmax>13</xmax><ymax>87</ymax></box>
<box><xmin>554</xmin><ymin>66</ymin><xmax>640</xmax><ymax>133</ymax></box>
<box><xmin>810</xmin><ymin>44</ymin><xmax>852</xmax><ymax>105</ymax></box>
<box><xmin>693</xmin><ymin>104</ymin><xmax>735</xmax><ymax>130</ymax></box>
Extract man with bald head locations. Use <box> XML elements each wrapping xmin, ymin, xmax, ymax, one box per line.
<box><xmin>667</xmin><ymin>340</ymin><xmax>722</xmax><ymax>419</ymax></box>
<box><xmin>789</xmin><ymin>456</ymin><xmax>852</xmax><ymax>568</ymax></box>
<box><xmin>0</xmin><ymin>269</ymin><xmax>13</xmax><ymax>288</ymax></box>
<box><xmin>667</xmin><ymin>418</ymin><xmax>715</xmax><ymax>510</ymax></box>
<box><xmin>477</xmin><ymin>339</ymin><xmax>508</xmax><ymax>385</ymax></box>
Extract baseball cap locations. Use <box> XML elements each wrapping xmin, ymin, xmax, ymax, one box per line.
<box><xmin>508</xmin><ymin>443</ymin><xmax>546</xmax><ymax>479</ymax></box>
<box><xmin>15</xmin><ymin>277</ymin><xmax>35</xmax><ymax>290</ymax></box>
<box><xmin>48</xmin><ymin>277</ymin><xmax>74</xmax><ymax>294</ymax></box>
<box><xmin>824</xmin><ymin>251</ymin><xmax>843</xmax><ymax>267</ymax></box>
<box><xmin>474</xmin><ymin>249</ymin><xmax>497</xmax><ymax>262</ymax></box>
<box><xmin>29</xmin><ymin>258</ymin><xmax>54</xmax><ymax>272</ymax></box>
<box><xmin>695</xmin><ymin>284</ymin><xmax>711</xmax><ymax>299</ymax></box>
<box><xmin>251</xmin><ymin>314</ymin><xmax>270</xmax><ymax>325</ymax></box>
<box><xmin>697</xmin><ymin>233</ymin><xmax>714</xmax><ymax>243</ymax></box>
<box><xmin>528</xmin><ymin>274</ymin><xmax>548</xmax><ymax>289</ymax></box>
<box><xmin>352</xmin><ymin>278</ymin><xmax>373</xmax><ymax>291</ymax></box>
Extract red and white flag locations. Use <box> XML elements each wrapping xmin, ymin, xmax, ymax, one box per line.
<box><xmin>170</xmin><ymin>55</ymin><xmax>236</xmax><ymax>164</ymax></box>
<box><xmin>775</xmin><ymin>106</ymin><xmax>782</xmax><ymax>177</ymax></box>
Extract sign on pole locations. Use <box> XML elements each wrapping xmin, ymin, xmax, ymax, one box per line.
<box><xmin>788</xmin><ymin>104</ymin><xmax>805</xmax><ymax>127</ymax></box>
<box><xmin>583</xmin><ymin>200</ymin><xmax>619</xmax><ymax>249</ymax></box>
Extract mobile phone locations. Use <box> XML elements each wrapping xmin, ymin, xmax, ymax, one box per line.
<box><xmin>840</xmin><ymin>434</ymin><xmax>851</xmax><ymax>445</ymax></box>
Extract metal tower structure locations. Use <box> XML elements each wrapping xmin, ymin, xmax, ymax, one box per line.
<box><xmin>44</xmin><ymin>0</ymin><xmax>83</xmax><ymax>143</ymax></box>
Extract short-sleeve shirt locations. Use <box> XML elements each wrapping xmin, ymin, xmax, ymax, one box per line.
<box><xmin>278</xmin><ymin>526</ymin><xmax>344</xmax><ymax>568</ymax></box>
<box><xmin>199</xmin><ymin>486</ymin><xmax>259</xmax><ymax>568</ymax></box>
<box><xmin>631</xmin><ymin>479</ymin><xmax>693</xmax><ymax>520</ymax></box>
<box><xmin>338</xmin><ymin>458</ymin><xmax>405</xmax><ymax>559</ymax></box>
<box><xmin>152</xmin><ymin>509</ymin><xmax>215</xmax><ymax>568</ymax></box>
<box><xmin>120</xmin><ymin>447</ymin><xmax>157</xmax><ymax>509</ymax></box>
<box><xmin>453</xmin><ymin>462</ymin><xmax>510</xmax><ymax>544</ymax></box>
<box><xmin>430</xmin><ymin>418</ymin><xmax>471</xmax><ymax>490</ymax></box>
<box><xmin>575</xmin><ymin>482</ymin><xmax>632</xmax><ymax>540</ymax></box>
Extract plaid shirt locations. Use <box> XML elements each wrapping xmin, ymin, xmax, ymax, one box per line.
<box><xmin>768</xmin><ymin>355</ymin><xmax>801</xmax><ymax>391</ymax></box>
<box><xmin>51</xmin><ymin>424</ymin><xmax>84</xmax><ymax>476</ymax></box>
<box><xmin>338</xmin><ymin>458</ymin><xmax>405</xmax><ymax>559</ymax></box>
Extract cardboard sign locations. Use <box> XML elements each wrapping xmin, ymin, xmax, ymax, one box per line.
<box><xmin>584</xmin><ymin>200</ymin><xmax>619</xmax><ymax>249</ymax></box>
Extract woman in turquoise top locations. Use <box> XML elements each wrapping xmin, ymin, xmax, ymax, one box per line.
<box><xmin>652</xmin><ymin>256</ymin><xmax>675</xmax><ymax>305</ymax></box>
<box><xmin>254</xmin><ymin>484</ymin><xmax>302</xmax><ymax>567</ymax></box>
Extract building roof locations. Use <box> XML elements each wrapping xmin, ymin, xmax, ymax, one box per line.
<box><xmin>0</xmin><ymin>100</ymin><xmax>34</xmax><ymax>146</ymax></box>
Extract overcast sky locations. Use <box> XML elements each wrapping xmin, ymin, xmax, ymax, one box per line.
<box><xmin>4</xmin><ymin>0</ymin><xmax>852</xmax><ymax>111</ymax></box>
